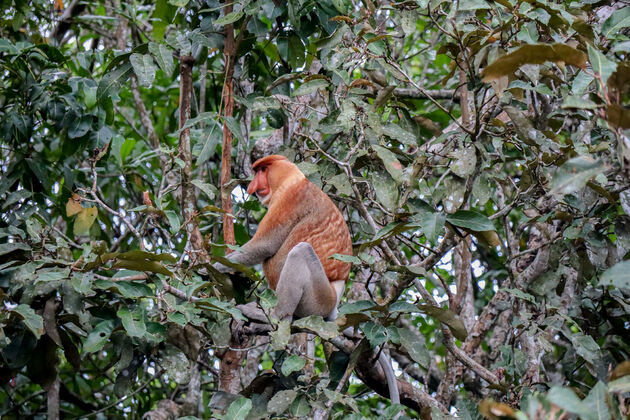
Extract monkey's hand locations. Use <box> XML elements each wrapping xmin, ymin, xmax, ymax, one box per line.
<box><xmin>212</xmin><ymin>261</ymin><xmax>233</xmax><ymax>274</ymax></box>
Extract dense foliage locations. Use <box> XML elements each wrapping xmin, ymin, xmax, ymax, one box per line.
<box><xmin>1</xmin><ymin>0</ymin><xmax>630</xmax><ymax>418</ymax></box>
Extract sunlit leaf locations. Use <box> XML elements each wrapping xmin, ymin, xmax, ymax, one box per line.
<box><xmin>599</xmin><ymin>260</ymin><xmax>630</xmax><ymax>289</ymax></box>
<box><xmin>268</xmin><ymin>390</ymin><xmax>297</xmax><ymax>415</ymax></box>
<box><xmin>214</xmin><ymin>10</ymin><xmax>244</xmax><ymax>26</ymax></box>
<box><xmin>293</xmin><ymin>316</ymin><xmax>339</xmax><ymax>340</ymax></box>
<box><xmin>12</xmin><ymin>304</ymin><xmax>43</xmax><ymax>339</ymax></box>
<box><xmin>281</xmin><ymin>355</ymin><xmax>306</xmax><ymax>376</ymax></box>
<box><xmin>148</xmin><ymin>42</ymin><xmax>174</xmax><ymax>75</ymax></box>
<box><xmin>130</xmin><ymin>53</ymin><xmax>157</xmax><ymax>87</ymax></box>
<box><xmin>225</xmin><ymin>397</ymin><xmax>252</xmax><ymax>420</ymax></box>
<box><xmin>74</xmin><ymin>207</ymin><xmax>98</xmax><ymax>236</ymax></box>
<box><xmin>602</xmin><ymin>7</ymin><xmax>630</xmax><ymax>39</ymax></box>
<box><xmin>83</xmin><ymin>320</ymin><xmax>116</xmax><ymax>353</ymax></box>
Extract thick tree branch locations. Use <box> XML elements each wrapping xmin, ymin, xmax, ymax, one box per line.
<box><xmin>178</xmin><ymin>55</ymin><xmax>206</xmax><ymax>260</ymax></box>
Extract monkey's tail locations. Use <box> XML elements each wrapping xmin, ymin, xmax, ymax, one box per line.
<box><xmin>378</xmin><ymin>352</ymin><xmax>400</xmax><ymax>405</ymax></box>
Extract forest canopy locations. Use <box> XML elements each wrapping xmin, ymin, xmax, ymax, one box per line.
<box><xmin>1</xmin><ymin>0</ymin><xmax>630</xmax><ymax>419</ymax></box>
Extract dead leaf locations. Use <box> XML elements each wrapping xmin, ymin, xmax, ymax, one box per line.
<box><xmin>66</xmin><ymin>194</ymin><xmax>82</xmax><ymax>217</ymax></box>
<box><xmin>482</xmin><ymin>44</ymin><xmax>587</xmax><ymax>82</ymax></box>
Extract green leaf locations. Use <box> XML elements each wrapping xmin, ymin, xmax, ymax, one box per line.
<box><xmin>419</xmin><ymin>212</ymin><xmax>445</xmax><ymax>244</ymax></box>
<box><xmin>338</xmin><ymin>300</ymin><xmax>376</xmax><ymax>316</ymax></box>
<box><xmin>583</xmin><ymin>381</ymin><xmax>610</xmax><ymax>420</ymax></box>
<box><xmin>362</xmin><ymin>321</ymin><xmax>388</xmax><ymax>347</ymax></box>
<box><xmin>12</xmin><ymin>304</ymin><xmax>43</xmax><ymax>339</ymax></box>
<box><xmin>84</xmin><ymin>320</ymin><xmax>116</xmax><ymax>353</ymax></box>
<box><xmin>161</xmin><ymin>344</ymin><xmax>191</xmax><ymax>384</ymax></box>
<box><xmin>599</xmin><ymin>260</ymin><xmax>630</xmax><ymax>289</ymax></box>
<box><xmin>97</xmin><ymin>61</ymin><xmax>133</xmax><ymax>103</ymax></box>
<box><xmin>450</xmin><ymin>146</ymin><xmax>476</xmax><ymax>178</ymax></box>
<box><xmin>418</xmin><ymin>304</ymin><xmax>468</xmax><ymax>341</ymax></box>
<box><xmin>587</xmin><ymin>44</ymin><xmax>617</xmax><ymax>85</ymax></box>
<box><xmin>225</xmin><ymin>397</ymin><xmax>252</xmax><ymax>420</ymax></box>
<box><xmin>330</xmin><ymin>253</ymin><xmax>360</xmax><ymax>264</ymax></box>
<box><xmin>68</xmin><ymin>115</ymin><xmax>92</xmax><ymax>139</ymax></box>
<box><xmin>270</xmin><ymin>318</ymin><xmax>291</xmax><ymax>351</ymax></box>
<box><xmin>224</xmin><ymin>116</ymin><xmax>244</xmax><ymax>143</ymax></box>
<box><xmin>547</xmin><ymin>386</ymin><xmax>590</xmax><ymax>416</ymax></box>
<box><xmin>371</xmin><ymin>172</ymin><xmax>398</xmax><ymax>210</ymax></box>
<box><xmin>389</xmin><ymin>301</ymin><xmax>418</xmax><ymax>313</ymax></box>
<box><xmin>550</xmin><ymin>156</ymin><xmax>605</xmax><ymax>197</ymax></box>
<box><xmin>268</xmin><ymin>389</ymin><xmax>297</xmax><ymax>415</ymax></box>
<box><xmin>214</xmin><ymin>10</ymin><xmax>244</xmax><ymax>26</ymax></box>
<box><xmin>94</xmin><ymin>280</ymin><xmax>153</xmax><ymax>298</ymax></box>
<box><xmin>293</xmin><ymin>79</ymin><xmax>329</xmax><ymax>97</ymax></box>
<box><xmin>281</xmin><ymin>355</ymin><xmax>306</xmax><ymax>376</ymax></box>
<box><xmin>398</xmin><ymin>327</ymin><xmax>430</xmax><ymax>368</ymax></box>
<box><xmin>562</xmin><ymin>96</ymin><xmax>599</xmax><ymax>110</ymax></box>
<box><xmin>293</xmin><ymin>316</ymin><xmax>339</xmax><ymax>340</ymax></box>
<box><xmin>382</xmin><ymin>124</ymin><xmax>416</xmax><ymax>146</ymax></box>
<box><xmin>372</xmin><ymin>145</ymin><xmax>404</xmax><ymax>183</ymax></box>
<box><xmin>0</xmin><ymin>242</ymin><xmax>31</xmax><ymax>256</ymax></box>
<box><xmin>117</xmin><ymin>307</ymin><xmax>147</xmax><ymax>337</ymax></box>
<box><xmin>105</xmin><ymin>250</ymin><xmax>177</xmax><ymax>263</ymax></box>
<box><xmin>148</xmin><ymin>42</ymin><xmax>174</xmax><ymax>75</ymax></box>
<box><xmin>286</xmin><ymin>34</ymin><xmax>305</xmax><ymax>69</ymax></box>
<box><xmin>164</xmin><ymin>210</ymin><xmax>181</xmax><ymax>234</ymax></box>
<box><xmin>327</xmin><ymin>173</ymin><xmax>353</xmax><ymax>195</ymax></box>
<box><xmin>602</xmin><ymin>7</ymin><xmax>630</xmax><ymax>39</ymax></box>
<box><xmin>446</xmin><ymin>210</ymin><xmax>494</xmax><ymax>232</ymax></box>
<box><xmin>112</xmin><ymin>259</ymin><xmax>173</xmax><ymax>276</ymax></box>
<box><xmin>130</xmin><ymin>53</ymin><xmax>157</xmax><ymax>87</ymax></box>
<box><xmin>567</xmin><ymin>332</ymin><xmax>600</xmax><ymax>364</ymax></box>
<box><xmin>191</xmin><ymin>179</ymin><xmax>217</xmax><ymax>200</ymax></box>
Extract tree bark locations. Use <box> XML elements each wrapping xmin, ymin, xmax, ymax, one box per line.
<box><xmin>217</xmin><ymin>1</ymin><xmax>248</xmax><ymax>394</ymax></box>
<box><xmin>178</xmin><ymin>55</ymin><xmax>206</xmax><ymax>260</ymax></box>
<box><xmin>220</xmin><ymin>1</ymin><xmax>236</xmax><ymax>248</ymax></box>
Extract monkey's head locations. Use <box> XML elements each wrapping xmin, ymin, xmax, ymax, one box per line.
<box><xmin>247</xmin><ymin>155</ymin><xmax>305</xmax><ymax>207</ymax></box>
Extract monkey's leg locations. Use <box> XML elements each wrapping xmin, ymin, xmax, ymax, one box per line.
<box><xmin>274</xmin><ymin>242</ymin><xmax>337</xmax><ymax>320</ymax></box>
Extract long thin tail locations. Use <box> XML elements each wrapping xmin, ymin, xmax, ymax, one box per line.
<box><xmin>378</xmin><ymin>352</ymin><xmax>400</xmax><ymax>405</ymax></box>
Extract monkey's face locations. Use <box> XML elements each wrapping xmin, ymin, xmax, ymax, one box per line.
<box><xmin>247</xmin><ymin>166</ymin><xmax>272</xmax><ymax>206</ymax></box>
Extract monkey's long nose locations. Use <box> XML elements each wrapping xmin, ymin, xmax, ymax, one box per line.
<box><xmin>247</xmin><ymin>179</ymin><xmax>258</xmax><ymax>194</ymax></box>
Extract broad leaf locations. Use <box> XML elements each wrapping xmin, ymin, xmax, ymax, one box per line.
<box><xmin>482</xmin><ymin>44</ymin><xmax>587</xmax><ymax>82</ymax></box>
<box><xmin>550</xmin><ymin>156</ymin><xmax>605</xmax><ymax>197</ymax></box>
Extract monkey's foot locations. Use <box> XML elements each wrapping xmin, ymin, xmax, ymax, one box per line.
<box><xmin>236</xmin><ymin>302</ymin><xmax>270</xmax><ymax>323</ymax></box>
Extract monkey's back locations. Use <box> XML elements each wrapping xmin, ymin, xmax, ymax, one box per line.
<box><xmin>263</xmin><ymin>180</ymin><xmax>352</xmax><ymax>290</ymax></box>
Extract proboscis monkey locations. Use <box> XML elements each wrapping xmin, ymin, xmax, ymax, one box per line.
<box><xmin>214</xmin><ymin>155</ymin><xmax>401</xmax><ymax>405</ymax></box>
<box><xmin>215</xmin><ymin>154</ymin><xmax>352</xmax><ymax>321</ymax></box>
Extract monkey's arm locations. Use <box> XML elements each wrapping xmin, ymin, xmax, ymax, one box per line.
<box><xmin>214</xmin><ymin>209</ymin><xmax>295</xmax><ymax>272</ymax></box>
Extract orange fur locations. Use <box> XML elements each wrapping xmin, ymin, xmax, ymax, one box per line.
<box><xmin>248</xmin><ymin>156</ymin><xmax>353</xmax><ymax>290</ymax></box>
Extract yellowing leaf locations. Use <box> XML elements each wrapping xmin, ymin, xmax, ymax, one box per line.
<box><xmin>74</xmin><ymin>207</ymin><xmax>98</xmax><ymax>236</ymax></box>
<box><xmin>482</xmin><ymin>44</ymin><xmax>587</xmax><ymax>82</ymax></box>
<box><xmin>474</xmin><ymin>230</ymin><xmax>501</xmax><ymax>247</ymax></box>
<box><xmin>607</xmin><ymin>104</ymin><xmax>630</xmax><ymax>129</ymax></box>
<box><xmin>479</xmin><ymin>399</ymin><xmax>517</xmax><ymax>419</ymax></box>
<box><xmin>66</xmin><ymin>194</ymin><xmax>82</xmax><ymax>217</ymax></box>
